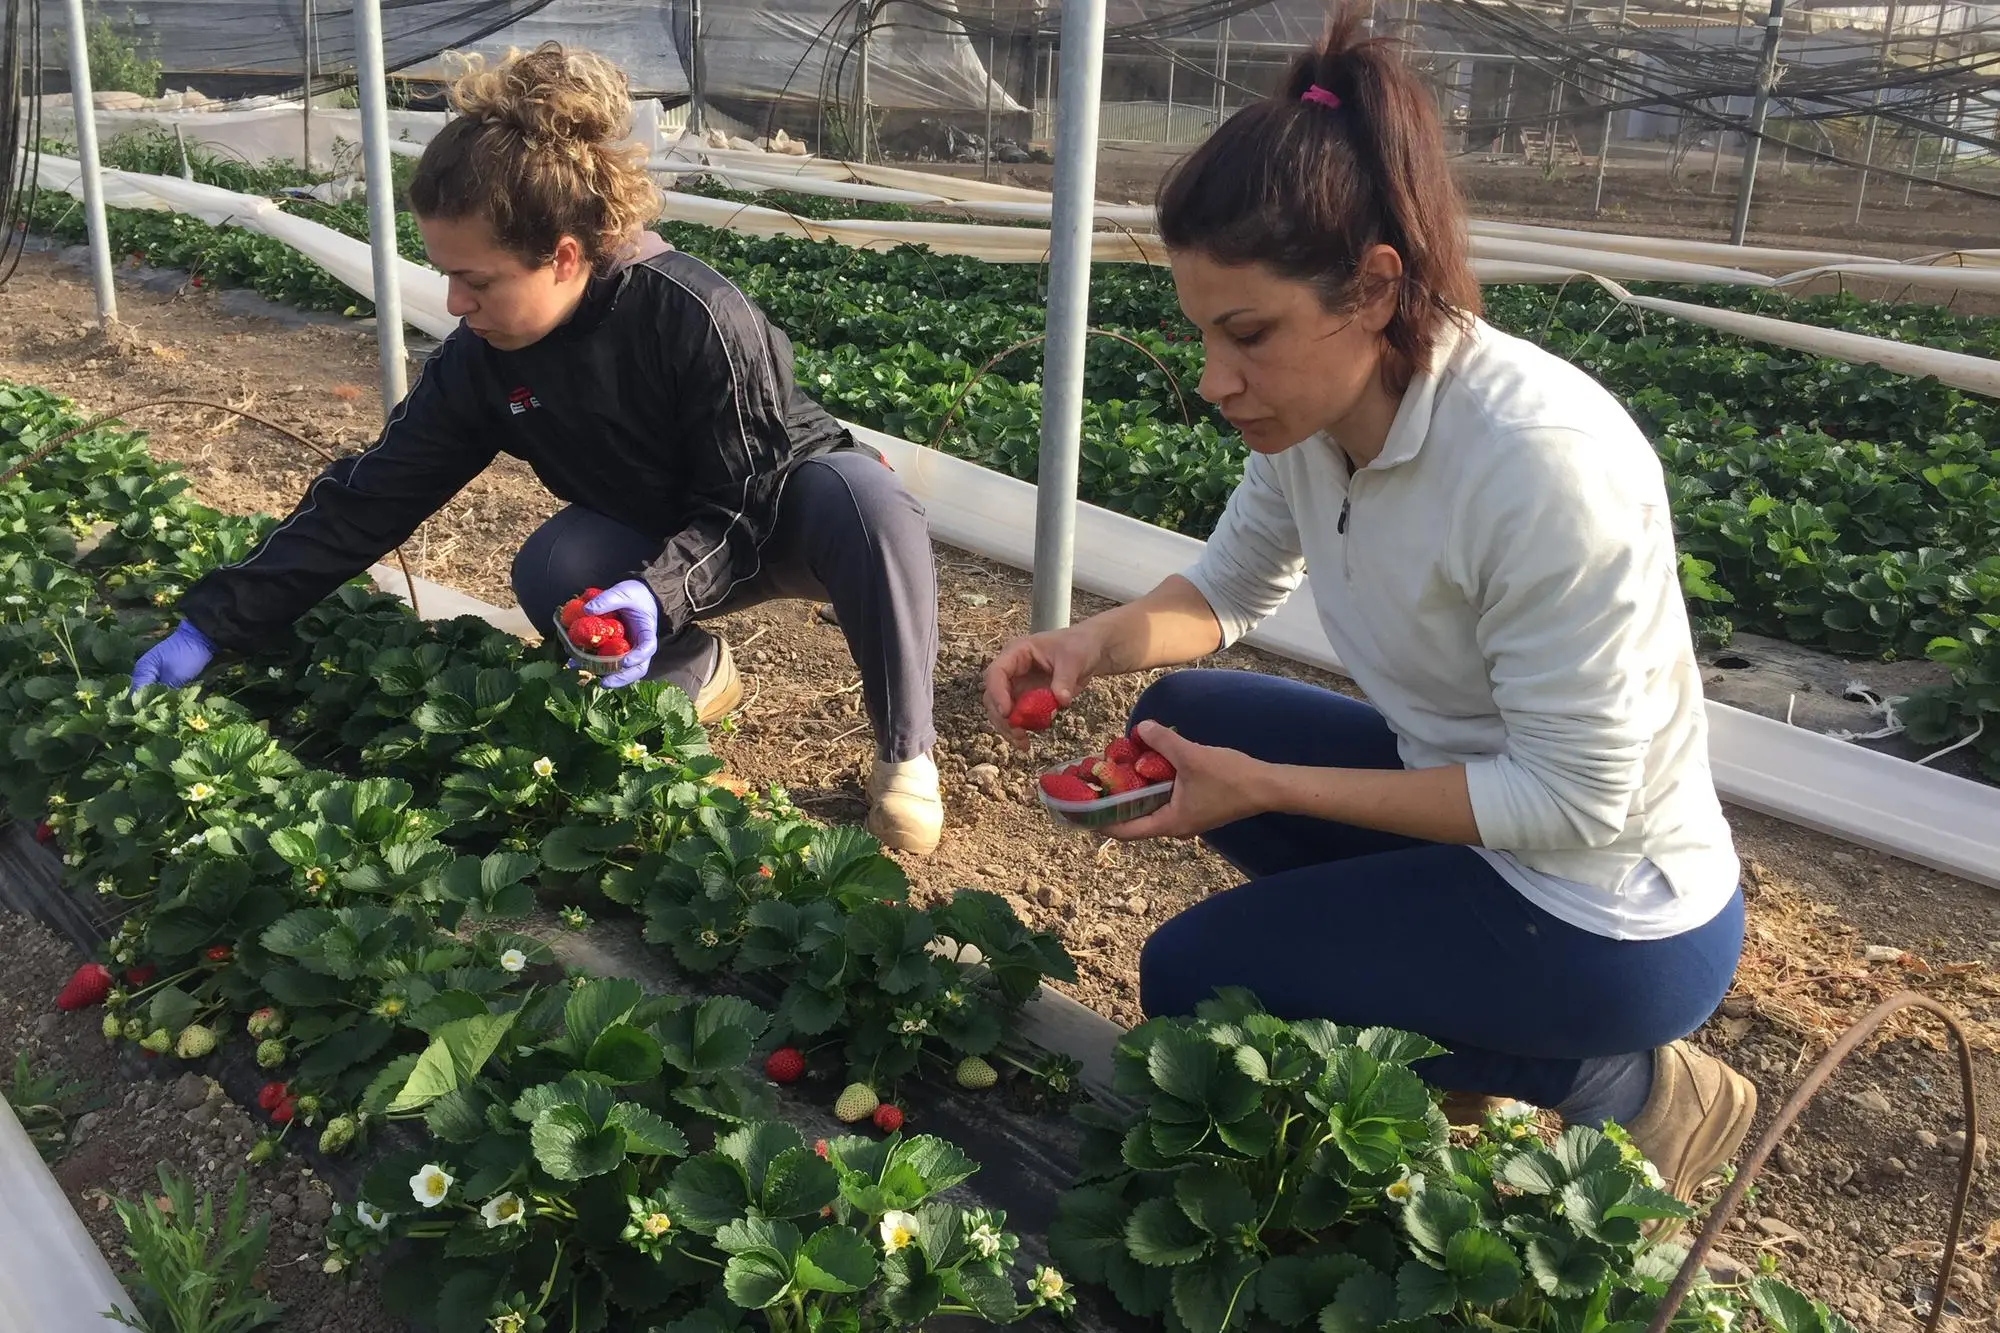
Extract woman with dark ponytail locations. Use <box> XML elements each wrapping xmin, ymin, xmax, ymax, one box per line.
<box><xmin>129</xmin><ymin>43</ymin><xmax>946</xmax><ymax>854</ymax></box>
<box><xmin>984</xmin><ymin>9</ymin><xmax>1753</xmax><ymax>1198</ymax></box>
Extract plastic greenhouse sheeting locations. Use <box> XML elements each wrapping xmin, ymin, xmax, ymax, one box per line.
<box><xmin>0</xmin><ymin>1096</ymin><xmax>137</xmax><ymax>1329</ymax></box>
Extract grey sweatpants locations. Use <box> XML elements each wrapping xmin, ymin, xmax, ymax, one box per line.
<box><xmin>512</xmin><ymin>450</ymin><xmax>938</xmax><ymax>762</ymax></box>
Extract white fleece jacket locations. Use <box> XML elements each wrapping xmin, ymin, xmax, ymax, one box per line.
<box><xmin>1182</xmin><ymin>315</ymin><xmax>1739</xmax><ymax>939</ymax></box>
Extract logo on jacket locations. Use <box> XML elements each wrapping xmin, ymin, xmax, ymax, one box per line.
<box><xmin>507</xmin><ymin>386</ymin><xmax>541</xmax><ymax>416</ymax></box>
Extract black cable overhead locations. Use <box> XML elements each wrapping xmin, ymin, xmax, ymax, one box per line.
<box><xmin>1</xmin><ymin>0</ymin><xmax>40</xmax><ymax>290</ymax></box>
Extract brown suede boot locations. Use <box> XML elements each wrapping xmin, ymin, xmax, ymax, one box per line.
<box><xmin>693</xmin><ymin>639</ymin><xmax>744</xmax><ymax>725</ymax></box>
<box><xmin>1624</xmin><ymin>1042</ymin><xmax>1759</xmax><ymax>1203</ymax></box>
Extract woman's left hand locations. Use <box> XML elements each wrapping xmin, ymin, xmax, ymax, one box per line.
<box><xmin>582</xmin><ymin>580</ymin><xmax>660</xmax><ymax>688</ymax></box>
<box><xmin>1104</xmin><ymin>720</ymin><xmax>1279</xmax><ymax>842</ymax></box>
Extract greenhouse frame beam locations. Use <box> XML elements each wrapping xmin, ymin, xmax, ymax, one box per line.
<box><xmin>353</xmin><ymin>0</ymin><xmax>409</xmax><ymax>415</ymax></box>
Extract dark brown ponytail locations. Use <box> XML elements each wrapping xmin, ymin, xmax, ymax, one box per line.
<box><xmin>1157</xmin><ymin>4</ymin><xmax>1478</xmax><ymax>394</ymax></box>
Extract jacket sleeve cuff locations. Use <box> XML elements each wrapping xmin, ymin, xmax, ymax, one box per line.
<box><xmin>1178</xmin><ymin>563</ymin><xmax>1258</xmax><ymax>649</ymax></box>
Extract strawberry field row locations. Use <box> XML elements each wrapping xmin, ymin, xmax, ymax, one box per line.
<box><xmin>0</xmin><ymin>381</ymin><xmax>1084</xmax><ymax>1332</ymax></box>
<box><xmin>0</xmin><ymin>378</ymin><xmax>1848</xmax><ymax>1333</ymax></box>
<box><xmin>25</xmin><ymin>138</ymin><xmax>1998</xmax><ymax>774</ymax></box>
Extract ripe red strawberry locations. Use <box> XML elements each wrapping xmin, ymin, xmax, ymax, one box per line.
<box><xmin>1104</xmin><ymin>737</ymin><xmax>1141</xmax><ymax>766</ymax></box>
<box><xmin>1134</xmin><ymin>752</ymin><xmax>1177</xmax><ymax>783</ymax></box>
<box><xmin>872</xmin><ymin>1103</ymin><xmax>904</xmax><ymax>1134</ymax></box>
<box><xmin>56</xmin><ymin>962</ymin><xmax>113</xmax><ymax>1011</ymax></box>
<box><xmin>1092</xmin><ymin>761</ymin><xmax>1147</xmax><ymax>796</ymax></box>
<box><xmin>1127</xmin><ymin>727</ymin><xmax>1155</xmax><ymax>755</ymax></box>
<box><xmin>33</xmin><ymin>820</ymin><xmax>54</xmax><ymax>845</ymax></box>
<box><xmin>1007</xmin><ymin>687</ymin><xmax>1060</xmax><ymax>732</ymax></box>
<box><xmin>124</xmin><ymin>964</ymin><xmax>157</xmax><ymax>987</ymax></box>
<box><xmin>568</xmin><ymin>614</ymin><xmax>623</xmax><ymax>650</ymax></box>
<box><xmin>813</xmin><ymin>1138</ymin><xmax>829</xmax><ymax>1159</ymax></box>
<box><xmin>764</xmin><ymin>1047</ymin><xmax>805</xmax><ymax>1083</ymax></box>
<box><xmin>581</xmin><ymin>587</ymin><xmax>604</xmax><ymax>601</ymax></box>
<box><xmin>597</xmin><ymin>631</ymin><xmax>631</xmax><ymax>658</ymax></box>
<box><xmin>1038</xmin><ymin>773</ymin><xmax>1098</xmax><ymax>803</ymax></box>
<box><xmin>1064</xmin><ymin>763</ymin><xmax>1095</xmax><ymax>782</ymax></box>
<box><xmin>204</xmin><ymin>945</ymin><xmax>232</xmax><ymax>963</ymax></box>
<box><xmin>272</xmin><ymin>1097</ymin><xmax>296</xmax><ymax>1124</ymax></box>
<box><xmin>256</xmin><ymin>1081</ymin><xmax>289</xmax><ymax>1111</ymax></box>
<box><xmin>558</xmin><ymin>597</ymin><xmax>587</xmax><ymax>628</ymax></box>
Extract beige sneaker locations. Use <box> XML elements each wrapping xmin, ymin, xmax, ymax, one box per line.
<box><xmin>866</xmin><ymin>752</ymin><xmax>943</xmax><ymax>856</ymax></box>
<box><xmin>1625</xmin><ymin>1041</ymin><xmax>1759</xmax><ymax>1203</ymax></box>
<box><xmin>1438</xmin><ymin>1092</ymin><xmax>1508</xmax><ymax>1126</ymax></box>
<box><xmin>694</xmin><ymin>638</ymin><xmax>744</xmax><ymax>725</ymax></box>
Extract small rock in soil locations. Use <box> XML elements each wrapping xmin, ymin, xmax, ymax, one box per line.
<box><xmin>1862</xmin><ymin>944</ymin><xmax>1906</xmax><ymax>963</ymax></box>
<box><xmin>1035</xmin><ymin>884</ymin><xmax>1066</xmax><ymax>909</ymax></box>
<box><xmin>1719</xmin><ymin>995</ymin><xmax>1756</xmax><ymax>1019</ymax></box>
<box><xmin>1880</xmin><ymin>1156</ymin><xmax>1907</xmax><ymax>1176</ymax></box>
<box><xmin>1915</xmin><ymin>1129</ymin><xmax>1939</xmax><ymax>1149</ymax></box>
<box><xmin>980</xmin><ymin>864</ymin><xmax>1004</xmax><ymax>879</ymax></box>
<box><xmin>172</xmin><ymin>1073</ymin><xmax>210</xmax><ymax>1111</ymax></box>
<box><xmin>1125</xmin><ymin>896</ymin><xmax>1149</xmax><ymax>917</ymax></box>
<box><xmin>268</xmin><ymin>1192</ymin><xmax>296</xmax><ymax>1217</ymax></box>
<box><xmin>1871</xmin><ymin>1257</ymin><xmax>1905</xmax><ymax>1281</ymax></box>
<box><xmin>182</xmin><ymin>1102</ymin><xmax>217</xmax><ymax>1126</ymax></box>
<box><xmin>71</xmin><ymin>1110</ymin><xmax>102</xmax><ymax>1145</ymax></box>
<box><xmin>34</xmin><ymin>1013</ymin><xmax>59</xmax><ymax>1037</ymax></box>
<box><xmin>1941</xmin><ymin>1129</ymin><xmax>1987</xmax><ymax>1162</ymax></box>
<box><xmin>1847</xmin><ymin>1087</ymin><xmax>1893</xmax><ymax>1116</ymax></box>
<box><xmin>297</xmin><ymin>1188</ymin><xmax>334</xmax><ymax>1225</ymax></box>
<box><xmin>1773</xmin><ymin>1143</ymin><xmax>1804</xmax><ymax>1175</ymax></box>
<box><xmin>1842</xmin><ymin>1219</ymin><xmax>1864</xmax><ymax>1239</ymax></box>
<box><xmin>1827</xmin><ymin>1159</ymin><xmax>1856</xmax><ymax>1186</ymax></box>
<box><xmin>1754</xmin><ymin>1218</ymin><xmax>1804</xmax><ymax>1246</ymax></box>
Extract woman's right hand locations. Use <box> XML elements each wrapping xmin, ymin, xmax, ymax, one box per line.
<box><xmin>130</xmin><ymin>619</ymin><xmax>215</xmax><ymax>695</ymax></box>
<box><xmin>983</xmin><ymin>623</ymin><xmax>1106</xmax><ymax>749</ymax></box>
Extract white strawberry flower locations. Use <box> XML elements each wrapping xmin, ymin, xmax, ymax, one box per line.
<box><xmin>409</xmin><ymin>1164</ymin><xmax>454</xmax><ymax>1208</ymax></box>
<box><xmin>186</xmin><ymin>714</ymin><xmax>208</xmax><ymax>732</ymax></box>
<box><xmin>185</xmin><ymin>782</ymin><xmax>215</xmax><ymax>803</ymax></box>
<box><xmin>481</xmin><ymin>1192</ymin><xmax>526</xmax><ymax>1228</ymax></box>
<box><xmin>151</xmin><ymin>515</ymin><xmax>169</xmax><ymax>532</ymax></box>
<box><xmin>968</xmin><ymin>1221</ymin><xmax>1003</xmax><ymax>1259</ymax></box>
<box><xmin>1029</xmin><ymin>1267</ymin><xmax>1067</xmax><ymax>1302</ymax></box>
<box><xmin>532</xmin><ymin>756</ymin><xmax>554</xmax><ymax>778</ymax></box>
<box><xmin>879</xmin><ymin>1210</ymin><xmax>920</xmax><ymax>1253</ymax></box>
<box><xmin>499</xmin><ymin>948</ymin><xmax>527</xmax><ymax>974</ymax></box>
<box><xmin>621</xmin><ymin>742</ymin><xmax>648</xmax><ymax>763</ymax></box>
<box><xmin>355</xmin><ymin>1200</ymin><xmax>390</xmax><ymax>1231</ymax></box>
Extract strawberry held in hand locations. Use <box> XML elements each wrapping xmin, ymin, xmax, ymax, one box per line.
<box><xmin>1007</xmin><ymin>687</ymin><xmax>1061</xmax><ymax>733</ymax></box>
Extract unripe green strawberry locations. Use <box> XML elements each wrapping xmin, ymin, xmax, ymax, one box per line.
<box><xmin>833</xmin><ymin>1082</ymin><xmax>879</xmax><ymax>1124</ymax></box>
<box><xmin>954</xmin><ymin>1056</ymin><xmax>999</xmax><ymax>1091</ymax></box>
<box><xmin>293</xmin><ymin>1094</ymin><xmax>321</xmax><ymax>1123</ymax></box>
<box><xmin>247</xmin><ymin>1006</ymin><xmax>286</xmax><ymax>1038</ymax></box>
<box><xmin>175</xmin><ymin>1024</ymin><xmax>219</xmax><ymax>1059</ymax></box>
<box><xmin>101</xmin><ymin>1012</ymin><xmax>123</xmax><ymax>1040</ymax></box>
<box><xmin>256</xmin><ymin>1039</ymin><xmax>287</xmax><ymax>1069</ymax></box>
<box><xmin>122</xmin><ymin>1017</ymin><xmax>145</xmax><ymax>1041</ymax></box>
<box><xmin>318</xmin><ymin>1115</ymin><xmax>357</xmax><ymax>1155</ymax></box>
<box><xmin>140</xmin><ymin>1027</ymin><xmax>172</xmax><ymax>1054</ymax></box>
<box><xmin>247</xmin><ymin>1137</ymin><xmax>277</xmax><ymax>1166</ymax></box>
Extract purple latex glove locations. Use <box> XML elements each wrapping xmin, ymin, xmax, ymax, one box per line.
<box><xmin>582</xmin><ymin>580</ymin><xmax>659</xmax><ymax>689</ymax></box>
<box><xmin>131</xmin><ymin>618</ymin><xmax>215</xmax><ymax>695</ymax></box>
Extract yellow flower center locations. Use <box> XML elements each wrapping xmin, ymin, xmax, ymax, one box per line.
<box><xmin>643</xmin><ymin>1212</ymin><xmax>671</xmax><ymax>1236</ymax></box>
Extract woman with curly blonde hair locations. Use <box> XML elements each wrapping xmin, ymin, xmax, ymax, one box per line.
<box><xmin>133</xmin><ymin>43</ymin><xmax>946</xmax><ymax>853</ymax></box>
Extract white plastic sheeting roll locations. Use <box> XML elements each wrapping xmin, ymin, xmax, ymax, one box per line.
<box><xmin>0</xmin><ymin>1096</ymin><xmax>136</xmax><ymax>1330</ymax></box>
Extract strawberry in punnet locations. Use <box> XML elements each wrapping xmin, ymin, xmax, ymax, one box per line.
<box><xmin>1103</xmin><ymin>736</ymin><xmax>1141</xmax><ymax>766</ymax></box>
<box><xmin>872</xmin><ymin>1103</ymin><xmax>905</xmax><ymax>1134</ymax></box>
<box><xmin>1038</xmin><ymin>772</ymin><xmax>1098</xmax><ymax>803</ymax></box>
<box><xmin>1006</xmin><ymin>687</ymin><xmax>1060</xmax><ymax>732</ymax></box>
<box><xmin>764</xmin><ymin>1047</ymin><xmax>805</xmax><ymax>1084</ymax></box>
<box><xmin>1091</xmin><ymin>760</ymin><xmax>1147</xmax><ymax>796</ymax></box>
<box><xmin>598</xmin><ymin>631</ymin><xmax>632</xmax><ymax>658</ymax></box>
<box><xmin>568</xmin><ymin>613</ymin><xmax>624</xmax><ymax>652</ymax></box>
<box><xmin>1134</xmin><ymin>752</ymin><xmax>1177</xmax><ymax>784</ymax></box>
<box><xmin>56</xmin><ymin>962</ymin><xmax>113</xmax><ymax>1011</ymax></box>
<box><xmin>833</xmin><ymin>1082</ymin><xmax>879</xmax><ymax>1124</ymax></box>
<box><xmin>256</xmin><ymin>1081</ymin><xmax>289</xmax><ymax>1112</ymax></box>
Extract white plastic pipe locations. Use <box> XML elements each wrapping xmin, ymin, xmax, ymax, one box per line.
<box><xmin>351</xmin><ymin>0</ymin><xmax>410</xmax><ymax>414</ymax></box>
<box><xmin>0</xmin><ymin>1097</ymin><xmax>136</xmax><ymax>1329</ymax></box>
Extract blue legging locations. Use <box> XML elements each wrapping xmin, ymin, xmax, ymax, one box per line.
<box><xmin>1131</xmin><ymin>670</ymin><xmax>1744</xmax><ymax>1109</ymax></box>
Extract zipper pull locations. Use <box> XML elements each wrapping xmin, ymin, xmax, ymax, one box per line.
<box><xmin>1337</xmin><ymin>496</ymin><xmax>1351</xmax><ymax>535</ymax></box>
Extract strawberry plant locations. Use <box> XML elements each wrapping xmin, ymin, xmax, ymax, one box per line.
<box><xmin>1049</xmin><ymin>990</ymin><xmax>1814</xmax><ymax>1333</ymax></box>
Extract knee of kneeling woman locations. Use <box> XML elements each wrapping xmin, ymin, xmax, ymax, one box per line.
<box><xmin>1129</xmin><ymin>669</ymin><xmax>1210</xmax><ymax>735</ymax></box>
<box><xmin>1137</xmin><ymin>923</ymin><xmax>1209</xmax><ymax>1020</ymax></box>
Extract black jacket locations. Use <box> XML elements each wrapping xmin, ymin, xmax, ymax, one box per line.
<box><xmin>180</xmin><ymin>235</ymin><xmax>861</xmax><ymax>651</ymax></box>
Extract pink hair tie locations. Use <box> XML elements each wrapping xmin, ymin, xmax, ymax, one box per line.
<box><xmin>1300</xmin><ymin>84</ymin><xmax>1341</xmax><ymax>110</ymax></box>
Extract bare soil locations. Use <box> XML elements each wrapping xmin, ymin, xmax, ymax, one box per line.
<box><xmin>4</xmin><ymin>244</ymin><xmax>2000</xmax><ymax>1330</ymax></box>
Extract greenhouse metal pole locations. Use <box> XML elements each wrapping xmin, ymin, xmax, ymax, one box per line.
<box><xmin>1728</xmin><ymin>0</ymin><xmax>1786</xmax><ymax>244</ymax></box>
<box><xmin>302</xmin><ymin>0</ymin><xmax>313</xmax><ymax>170</ymax></box>
<box><xmin>1029</xmin><ymin>0</ymin><xmax>1107</xmax><ymax>634</ymax></box>
<box><xmin>1852</xmin><ymin>0</ymin><xmax>1897</xmax><ymax>222</ymax></box>
<box><xmin>353</xmin><ymin>0</ymin><xmax>409</xmax><ymax>413</ymax></box>
<box><xmin>688</xmin><ymin>0</ymin><xmax>704</xmax><ymax>134</ymax></box>
<box><xmin>60</xmin><ymin>0</ymin><xmax>117</xmax><ymax>326</ymax></box>
<box><xmin>1591</xmin><ymin>0</ymin><xmax>1631</xmax><ymax>215</ymax></box>
<box><xmin>1544</xmin><ymin>0</ymin><xmax>1577</xmax><ymax>171</ymax></box>
<box><xmin>856</xmin><ymin>0</ymin><xmax>872</xmax><ymax>162</ymax></box>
